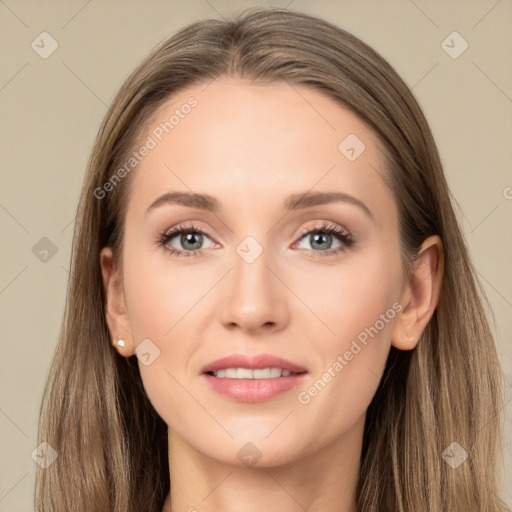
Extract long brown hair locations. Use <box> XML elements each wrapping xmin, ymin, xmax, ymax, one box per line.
<box><xmin>35</xmin><ymin>7</ymin><xmax>510</xmax><ymax>512</ymax></box>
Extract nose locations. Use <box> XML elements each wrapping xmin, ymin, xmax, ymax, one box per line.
<box><xmin>218</xmin><ymin>243</ymin><xmax>290</xmax><ymax>334</ymax></box>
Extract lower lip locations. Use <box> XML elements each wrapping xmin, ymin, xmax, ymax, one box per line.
<box><xmin>202</xmin><ymin>373</ymin><xmax>308</xmax><ymax>403</ymax></box>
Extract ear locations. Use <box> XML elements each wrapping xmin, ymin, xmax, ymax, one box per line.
<box><xmin>100</xmin><ymin>247</ymin><xmax>135</xmax><ymax>357</ymax></box>
<box><xmin>391</xmin><ymin>235</ymin><xmax>444</xmax><ymax>350</ymax></box>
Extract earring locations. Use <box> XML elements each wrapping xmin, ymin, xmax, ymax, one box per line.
<box><xmin>113</xmin><ymin>336</ymin><xmax>126</xmax><ymax>348</ymax></box>
<box><xmin>409</xmin><ymin>337</ymin><xmax>414</xmax><ymax>342</ymax></box>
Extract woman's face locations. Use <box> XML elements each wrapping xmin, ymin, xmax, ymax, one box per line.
<box><xmin>113</xmin><ymin>77</ymin><xmax>406</xmax><ymax>466</ymax></box>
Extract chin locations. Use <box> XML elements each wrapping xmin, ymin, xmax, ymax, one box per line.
<box><xmin>197</xmin><ymin>434</ymin><xmax>309</xmax><ymax>469</ymax></box>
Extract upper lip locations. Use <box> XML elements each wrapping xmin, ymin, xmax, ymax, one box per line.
<box><xmin>201</xmin><ymin>354</ymin><xmax>308</xmax><ymax>374</ymax></box>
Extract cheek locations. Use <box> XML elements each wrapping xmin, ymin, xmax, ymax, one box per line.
<box><xmin>120</xmin><ymin>244</ymin><xmax>215</xmax><ymax>423</ymax></box>
<box><xmin>124</xmin><ymin>266</ymin><xmax>171</xmax><ymax>341</ymax></box>
<box><xmin>122</xmin><ymin>258</ymin><xmax>189</xmax><ymax>425</ymax></box>
<box><xmin>292</xmin><ymin>247</ymin><xmax>401</xmax><ymax>426</ymax></box>
<box><xmin>291</xmin><ymin>244</ymin><xmax>402</xmax><ymax>351</ymax></box>
<box><xmin>122</xmin><ymin>243</ymin><xmax>203</xmax><ymax>340</ymax></box>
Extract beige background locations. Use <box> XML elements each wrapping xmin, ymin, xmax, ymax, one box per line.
<box><xmin>1</xmin><ymin>0</ymin><xmax>511</xmax><ymax>509</ymax></box>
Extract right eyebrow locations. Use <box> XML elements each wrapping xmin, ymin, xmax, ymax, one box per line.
<box><xmin>145</xmin><ymin>192</ymin><xmax>220</xmax><ymax>217</ymax></box>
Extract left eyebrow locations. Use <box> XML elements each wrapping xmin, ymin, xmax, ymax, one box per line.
<box><xmin>284</xmin><ymin>191</ymin><xmax>374</xmax><ymax>221</ymax></box>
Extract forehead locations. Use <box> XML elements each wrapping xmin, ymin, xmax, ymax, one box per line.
<box><xmin>125</xmin><ymin>77</ymin><xmax>393</xmax><ymax>222</ymax></box>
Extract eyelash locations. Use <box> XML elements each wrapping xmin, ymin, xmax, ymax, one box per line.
<box><xmin>157</xmin><ymin>221</ymin><xmax>354</xmax><ymax>259</ymax></box>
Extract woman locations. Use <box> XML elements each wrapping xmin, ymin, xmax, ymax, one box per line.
<box><xmin>35</xmin><ymin>7</ymin><xmax>510</xmax><ymax>512</ymax></box>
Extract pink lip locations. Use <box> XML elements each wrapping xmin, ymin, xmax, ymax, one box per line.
<box><xmin>201</xmin><ymin>353</ymin><xmax>308</xmax><ymax>374</ymax></box>
<box><xmin>202</xmin><ymin>373</ymin><xmax>308</xmax><ymax>403</ymax></box>
<box><xmin>201</xmin><ymin>353</ymin><xmax>308</xmax><ymax>403</ymax></box>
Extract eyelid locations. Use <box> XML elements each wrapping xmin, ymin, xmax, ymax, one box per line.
<box><xmin>291</xmin><ymin>221</ymin><xmax>353</xmax><ymax>254</ymax></box>
<box><xmin>158</xmin><ymin>221</ymin><xmax>218</xmax><ymax>251</ymax></box>
<box><xmin>294</xmin><ymin>221</ymin><xmax>351</xmax><ymax>240</ymax></box>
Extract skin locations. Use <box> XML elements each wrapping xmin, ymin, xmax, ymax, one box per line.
<box><xmin>100</xmin><ymin>77</ymin><xmax>443</xmax><ymax>512</ymax></box>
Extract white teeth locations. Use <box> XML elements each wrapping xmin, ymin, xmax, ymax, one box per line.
<box><xmin>237</xmin><ymin>368</ymin><xmax>253</xmax><ymax>379</ymax></box>
<box><xmin>253</xmin><ymin>368</ymin><xmax>270</xmax><ymax>379</ymax></box>
<box><xmin>269</xmin><ymin>367</ymin><xmax>281</xmax><ymax>378</ymax></box>
<box><xmin>212</xmin><ymin>367</ymin><xmax>296</xmax><ymax>379</ymax></box>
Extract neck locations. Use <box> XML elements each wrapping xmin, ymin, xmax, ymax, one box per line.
<box><xmin>162</xmin><ymin>416</ymin><xmax>364</xmax><ymax>512</ymax></box>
